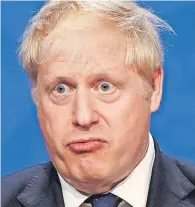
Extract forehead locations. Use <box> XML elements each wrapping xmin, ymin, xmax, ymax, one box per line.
<box><xmin>40</xmin><ymin>14</ymin><xmax>127</xmax><ymax>78</ymax></box>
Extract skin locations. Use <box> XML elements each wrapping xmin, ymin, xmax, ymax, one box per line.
<box><xmin>35</xmin><ymin>14</ymin><xmax>163</xmax><ymax>194</ymax></box>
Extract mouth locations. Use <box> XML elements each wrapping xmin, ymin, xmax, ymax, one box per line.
<box><xmin>67</xmin><ymin>137</ymin><xmax>107</xmax><ymax>153</ymax></box>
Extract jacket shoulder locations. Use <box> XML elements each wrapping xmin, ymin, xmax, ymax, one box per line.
<box><xmin>162</xmin><ymin>153</ymin><xmax>195</xmax><ymax>204</ymax></box>
<box><xmin>1</xmin><ymin>162</ymin><xmax>51</xmax><ymax>207</ymax></box>
<box><xmin>175</xmin><ymin>158</ymin><xmax>195</xmax><ymax>183</ymax></box>
<box><xmin>2</xmin><ymin>162</ymin><xmax>51</xmax><ymax>188</ymax></box>
<box><xmin>163</xmin><ymin>153</ymin><xmax>195</xmax><ymax>185</ymax></box>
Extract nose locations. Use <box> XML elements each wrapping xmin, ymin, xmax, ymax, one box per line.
<box><xmin>72</xmin><ymin>89</ymin><xmax>99</xmax><ymax>129</ymax></box>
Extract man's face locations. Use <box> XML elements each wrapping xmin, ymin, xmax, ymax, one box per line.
<box><xmin>36</xmin><ymin>15</ymin><xmax>161</xmax><ymax>193</ymax></box>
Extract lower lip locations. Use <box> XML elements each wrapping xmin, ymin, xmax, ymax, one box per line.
<box><xmin>69</xmin><ymin>141</ymin><xmax>104</xmax><ymax>153</ymax></box>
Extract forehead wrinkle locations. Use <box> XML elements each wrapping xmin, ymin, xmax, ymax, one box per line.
<box><xmin>39</xmin><ymin>57</ymin><xmax>123</xmax><ymax>85</ymax></box>
<box><xmin>57</xmin><ymin>34</ymin><xmax>125</xmax><ymax>76</ymax></box>
<box><xmin>42</xmin><ymin>64</ymin><xmax>119</xmax><ymax>81</ymax></box>
<box><xmin>67</xmin><ymin>34</ymin><xmax>122</xmax><ymax>59</ymax></box>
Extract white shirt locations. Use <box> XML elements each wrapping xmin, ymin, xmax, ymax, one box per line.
<box><xmin>58</xmin><ymin>133</ymin><xmax>155</xmax><ymax>207</ymax></box>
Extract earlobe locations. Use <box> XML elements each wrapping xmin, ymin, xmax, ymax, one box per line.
<box><xmin>150</xmin><ymin>67</ymin><xmax>164</xmax><ymax>112</ymax></box>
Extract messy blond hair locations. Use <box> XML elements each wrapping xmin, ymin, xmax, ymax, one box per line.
<box><xmin>19</xmin><ymin>1</ymin><xmax>173</xmax><ymax>87</ymax></box>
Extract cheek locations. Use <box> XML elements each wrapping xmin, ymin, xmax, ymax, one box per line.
<box><xmin>102</xmin><ymin>93</ymin><xmax>150</xmax><ymax>138</ymax></box>
<box><xmin>104</xmin><ymin>98</ymin><xmax>143</xmax><ymax>126</ymax></box>
<box><xmin>123</xmin><ymin>98</ymin><xmax>150</xmax><ymax>129</ymax></box>
<box><xmin>38</xmin><ymin>99</ymin><xmax>72</xmax><ymax>144</ymax></box>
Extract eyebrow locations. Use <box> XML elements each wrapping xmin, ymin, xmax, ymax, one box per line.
<box><xmin>87</xmin><ymin>73</ymin><xmax>116</xmax><ymax>83</ymax></box>
<box><xmin>43</xmin><ymin>76</ymin><xmax>77</xmax><ymax>89</ymax></box>
<box><xmin>87</xmin><ymin>72</ymin><xmax>126</xmax><ymax>86</ymax></box>
<box><xmin>43</xmin><ymin>72</ymin><xmax>125</xmax><ymax>88</ymax></box>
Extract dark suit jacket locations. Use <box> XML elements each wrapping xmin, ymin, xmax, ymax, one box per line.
<box><xmin>2</xmin><ymin>141</ymin><xmax>195</xmax><ymax>207</ymax></box>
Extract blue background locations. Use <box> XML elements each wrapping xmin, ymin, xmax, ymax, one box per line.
<box><xmin>2</xmin><ymin>1</ymin><xmax>195</xmax><ymax>176</ymax></box>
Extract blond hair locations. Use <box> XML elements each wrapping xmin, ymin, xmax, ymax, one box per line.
<box><xmin>19</xmin><ymin>1</ymin><xmax>173</xmax><ymax>87</ymax></box>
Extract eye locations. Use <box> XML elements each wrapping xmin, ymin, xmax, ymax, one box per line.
<box><xmin>95</xmin><ymin>81</ymin><xmax>115</xmax><ymax>93</ymax></box>
<box><xmin>53</xmin><ymin>83</ymin><xmax>71</xmax><ymax>95</ymax></box>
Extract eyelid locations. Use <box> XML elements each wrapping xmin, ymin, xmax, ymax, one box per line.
<box><xmin>45</xmin><ymin>77</ymin><xmax>77</xmax><ymax>91</ymax></box>
<box><xmin>99</xmin><ymin>81</ymin><xmax>114</xmax><ymax>87</ymax></box>
<box><xmin>51</xmin><ymin>81</ymin><xmax>72</xmax><ymax>91</ymax></box>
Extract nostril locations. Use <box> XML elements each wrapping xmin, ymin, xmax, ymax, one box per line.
<box><xmin>73</xmin><ymin>120</ymin><xmax>97</xmax><ymax>130</ymax></box>
<box><xmin>74</xmin><ymin>125</ymin><xmax>91</xmax><ymax>131</ymax></box>
<box><xmin>74</xmin><ymin>122</ymin><xmax>80</xmax><ymax>127</ymax></box>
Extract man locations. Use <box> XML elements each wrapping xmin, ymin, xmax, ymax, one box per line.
<box><xmin>2</xmin><ymin>1</ymin><xmax>195</xmax><ymax>207</ymax></box>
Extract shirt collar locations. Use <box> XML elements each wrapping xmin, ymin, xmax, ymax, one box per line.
<box><xmin>58</xmin><ymin>174</ymin><xmax>89</xmax><ymax>207</ymax></box>
<box><xmin>58</xmin><ymin>133</ymin><xmax>155</xmax><ymax>207</ymax></box>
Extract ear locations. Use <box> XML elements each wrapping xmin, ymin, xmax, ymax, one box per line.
<box><xmin>150</xmin><ymin>67</ymin><xmax>164</xmax><ymax>112</ymax></box>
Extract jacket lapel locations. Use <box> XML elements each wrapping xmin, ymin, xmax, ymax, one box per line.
<box><xmin>147</xmin><ymin>140</ymin><xmax>195</xmax><ymax>207</ymax></box>
<box><xmin>17</xmin><ymin>162</ymin><xmax>65</xmax><ymax>207</ymax></box>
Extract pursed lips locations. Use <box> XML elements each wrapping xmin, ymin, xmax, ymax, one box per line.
<box><xmin>67</xmin><ymin>137</ymin><xmax>107</xmax><ymax>153</ymax></box>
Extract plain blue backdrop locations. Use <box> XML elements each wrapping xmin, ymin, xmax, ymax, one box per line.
<box><xmin>2</xmin><ymin>1</ymin><xmax>195</xmax><ymax>176</ymax></box>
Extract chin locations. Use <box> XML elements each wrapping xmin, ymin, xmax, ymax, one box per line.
<box><xmin>67</xmin><ymin>166</ymin><xmax>110</xmax><ymax>184</ymax></box>
<box><xmin>77</xmin><ymin>170</ymin><xmax>109</xmax><ymax>183</ymax></box>
<box><xmin>72</xmin><ymin>177</ymin><xmax>114</xmax><ymax>194</ymax></box>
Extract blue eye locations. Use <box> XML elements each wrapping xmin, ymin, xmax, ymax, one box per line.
<box><xmin>54</xmin><ymin>84</ymin><xmax>67</xmax><ymax>94</ymax></box>
<box><xmin>95</xmin><ymin>81</ymin><xmax>115</xmax><ymax>94</ymax></box>
<box><xmin>100</xmin><ymin>82</ymin><xmax>111</xmax><ymax>91</ymax></box>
